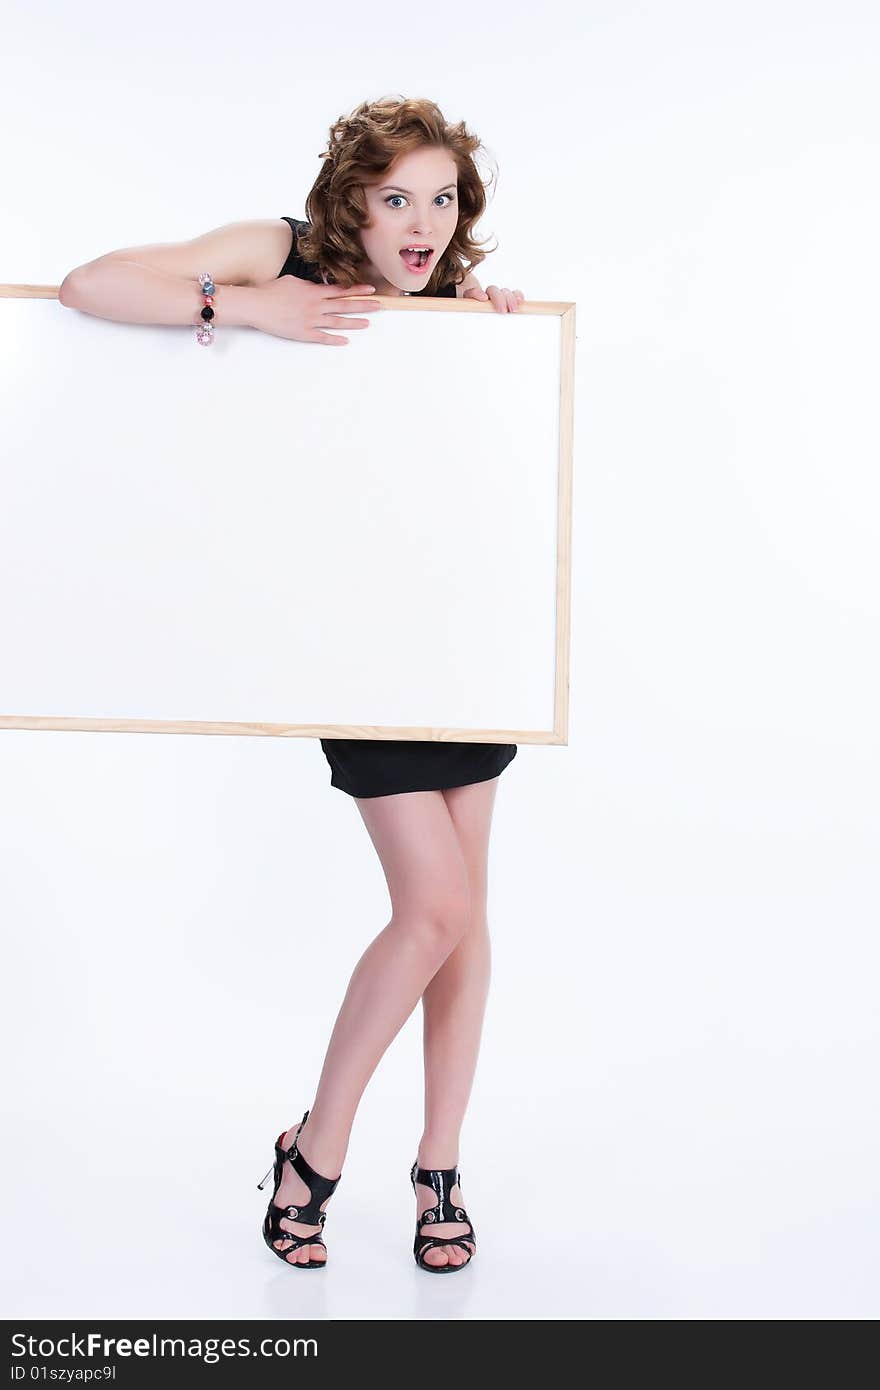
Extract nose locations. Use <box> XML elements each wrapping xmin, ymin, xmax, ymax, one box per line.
<box><xmin>408</xmin><ymin>211</ymin><xmax>437</xmax><ymax>237</ymax></box>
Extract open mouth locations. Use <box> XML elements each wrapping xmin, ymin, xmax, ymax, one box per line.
<box><xmin>399</xmin><ymin>247</ymin><xmax>434</xmax><ymax>271</ymax></box>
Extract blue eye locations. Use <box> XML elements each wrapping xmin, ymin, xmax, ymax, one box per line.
<box><xmin>384</xmin><ymin>193</ymin><xmax>455</xmax><ymax>209</ymax></box>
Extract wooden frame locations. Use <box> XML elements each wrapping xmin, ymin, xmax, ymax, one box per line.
<box><xmin>0</xmin><ymin>282</ymin><xmax>575</xmax><ymax>745</ymax></box>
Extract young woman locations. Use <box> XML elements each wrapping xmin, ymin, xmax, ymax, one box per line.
<box><xmin>59</xmin><ymin>95</ymin><xmax>525</xmax><ymax>1274</ymax></box>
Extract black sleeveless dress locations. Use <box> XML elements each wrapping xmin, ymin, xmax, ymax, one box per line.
<box><xmin>277</xmin><ymin>216</ymin><xmax>517</xmax><ymax>798</ymax></box>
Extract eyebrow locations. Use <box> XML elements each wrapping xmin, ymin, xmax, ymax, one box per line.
<box><xmin>377</xmin><ymin>183</ymin><xmax>457</xmax><ymax>195</ymax></box>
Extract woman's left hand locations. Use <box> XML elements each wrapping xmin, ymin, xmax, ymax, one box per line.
<box><xmin>463</xmin><ymin>284</ymin><xmax>525</xmax><ymax>312</ymax></box>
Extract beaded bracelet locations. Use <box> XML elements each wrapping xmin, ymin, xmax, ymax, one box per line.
<box><xmin>196</xmin><ymin>272</ymin><xmax>215</xmax><ymax>345</ymax></box>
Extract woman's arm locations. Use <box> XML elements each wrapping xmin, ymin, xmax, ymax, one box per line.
<box><xmin>58</xmin><ymin>220</ymin><xmax>380</xmax><ymax>346</ymax></box>
<box><xmin>58</xmin><ymin>261</ymin><xmax>259</xmax><ymax>327</ymax></box>
<box><xmin>57</xmin><ymin>218</ymin><xmax>286</xmax><ymax>326</ymax></box>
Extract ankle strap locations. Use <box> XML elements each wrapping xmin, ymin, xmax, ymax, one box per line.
<box><xmin>411</xmin><ymin>1161</ymin><xmax>460</xmax><ymax>1186</ymax></box>
<box><xmin>410</xmin><ymin>1161</ymin><xmax>466</xmax><ymax>1226</ymax></box>
<box><xmin>282</xmin><ymin>1140</ymin><xmax>341</xmax><ymax>1192</ymax></box>
<box><xmin>273</xmin><ymin>1109</ymin><xmax>341</xmax><ymax>1220</ymax></box>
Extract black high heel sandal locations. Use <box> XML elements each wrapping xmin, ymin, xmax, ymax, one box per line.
<box><xmin>410</xmin><ymin>1159</ymin><xmax>477</xmax><ymax>1273</ymax></box>
<box><xmin>257</xmin><ymin>1109</ymin><xmax>341</xmax><ymax>1269</ymax></box>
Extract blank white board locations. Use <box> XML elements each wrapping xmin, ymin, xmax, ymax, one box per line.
<box><xmin>0</xmin><ymin>292</ymin><xmax>574</xmax><ymax>743</ymax></box>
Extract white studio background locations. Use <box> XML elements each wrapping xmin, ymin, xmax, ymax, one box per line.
<box><xmin>1</xmin><ymin>0</ymin><xmax>878</xmax><ymax>1321</ymax></box>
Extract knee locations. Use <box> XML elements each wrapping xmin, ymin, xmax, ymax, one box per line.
<box><xmin>397</xmin><ymin>891</ymin><xmax>473</xmax><ymax>957</ymax></box>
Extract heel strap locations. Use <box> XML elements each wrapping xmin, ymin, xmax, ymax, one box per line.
<box><xmin>274</xmin><ymin>1117</ymin><xmax>341</xmax><ymax>1227</ymax></box>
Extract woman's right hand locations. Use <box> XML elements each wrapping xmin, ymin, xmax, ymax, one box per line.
<box><xmin>249</xmin><ymin>275</ymin><xmax>383</xmax><ymax>345</ymax></box>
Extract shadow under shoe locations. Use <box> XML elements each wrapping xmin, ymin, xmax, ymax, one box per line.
<box><xmin>258</xmin><ymin>1109</ymin><xmax>341</xmax><ymax>1269</ymax></box>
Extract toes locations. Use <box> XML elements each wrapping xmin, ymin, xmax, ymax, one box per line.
<box><xmin>285</xmin><ymin>1243</ymin><xmax>325</xmax><ymax>1265</ymax></box>
<box><xmin>420</xmin><ymin>1245</ymin><xmax>474</xmax><ymax>1266</ymax></box>
<box><xmin>422</xmin><ymin>1245</ymin><xmax>449</xmax><ymax>1267</ymax></box>
<box><xmin>275</xmin><ymin>1223</ymin><xmax>326</xmax><ymax>1264</ymax></box>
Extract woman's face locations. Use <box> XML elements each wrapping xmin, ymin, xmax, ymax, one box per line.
<box><xmin>359</xmin><ymin>146</ymin><xmax>459</xmax><ymax>295</ymax></box>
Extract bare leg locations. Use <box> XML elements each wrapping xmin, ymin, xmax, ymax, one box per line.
<box><xmin>272</xmin><ymin>789</ymin><xmax>471</xmax><ymax>1264</ymax></box>
<box><xmin>413</xmin><ymin>776</ymin><xmax>499</xmax><ymax>1267</ymax></box>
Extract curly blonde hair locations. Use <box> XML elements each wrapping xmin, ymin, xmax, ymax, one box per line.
<box><xmin>296</xmin><ymin>95</ymin><xmax>498</xmax><ymax>292</ymax></box>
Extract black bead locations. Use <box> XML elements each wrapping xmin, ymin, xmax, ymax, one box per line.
<box><xmin>200</xmin><ymin>305</ymin><xmax>215</xmax><ymax>322</ymax></box>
